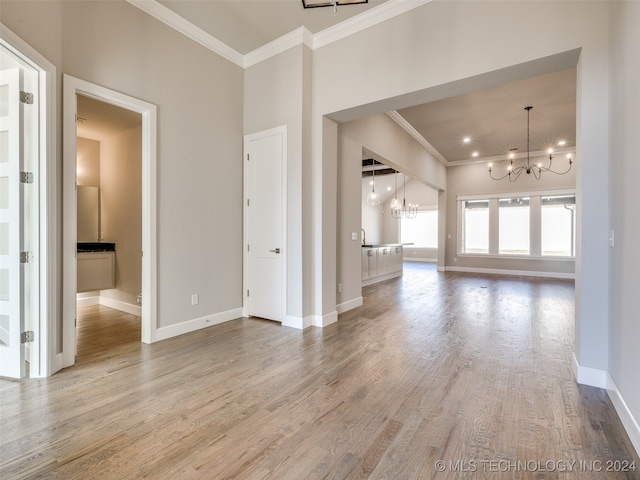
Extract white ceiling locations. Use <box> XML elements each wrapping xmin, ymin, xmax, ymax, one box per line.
<box><xmin>158</xmin><ymin>0</ymin><xmax>387</xmax><ymax>54</ymax></box>
<box><xmin>126</xmin><ymin>1</ymin><xmax>577</xmax><ymax>167</ymax></box>
<box><xmin>76</xmin><ymin>94</ymin><xmax>142</xmax><ymax>141</ymax></box>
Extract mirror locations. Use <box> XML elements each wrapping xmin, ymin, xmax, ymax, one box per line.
<box><xmin>77</xmin><ymin>185</ymin><xmax>99</xmax><ymax>242</ymax></box>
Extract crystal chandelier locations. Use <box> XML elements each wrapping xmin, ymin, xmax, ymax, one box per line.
<box><xmin>391</xmin><ymin>172</ymin><xmax>417</xmax><ymax>219</ymax></box>
<box><xmin>488</xmin><ymin>106</ymin><xmax>573</xmax><ymax>182</ymax></box>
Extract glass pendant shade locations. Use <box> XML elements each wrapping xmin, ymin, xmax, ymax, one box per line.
<box><xmin>366</xmin><ymin>159</ymin><xmax>381</xmax><ymax>206</ymax></box>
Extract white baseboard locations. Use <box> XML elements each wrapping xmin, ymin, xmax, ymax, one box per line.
<box><xmin>76</xmin><ymin>295</ymin><xmax>141</xmax><ymax>316</ymax></box>
<box><xmin>573</xmin><ymin>354</ymin><xmax>640</xmax><ymax>457</ymax></box>
<box><xmin>337</xmin><ymin>296</ymin><xmax>363</xmax><ymax>314</ymax></box>
<box><xmin>282</xmin><ymin>315</ymin><xmax>311</xmax><ymax>330</ymax></box>
<box><xmin>155</xmin><ymin>307</ymin><xmax>243</xmax><ymax>342</ymax></box>
<box><xmin>77</xmin><ymin>295</ymin><xmax>100</xmax><ymax>307</ymax></box>
<box><xmin>446</xmin><ymin>266</ymin><xmax>575</xmax><ymax>280</ymax></box>
<box><xmin>572</xmin><ymin>354</ymin><xmax>608</xmax><ymax>388</ymax></box>
<box><xmin>607</xmin><ymin>376</ymin><xmax>640</xmax><ymax>457</ymax></box>
<box><xmin>437</xmin><ymin>266</ymin><xmax>446</xmax><ymax>272</ymax></box>
<box><xmin>362</xmin><ymin>271</ymin><xmax>402</xmax><ymax>287</ymax></box>
<box><xmin>312</xmin><ymin>311</ymin><xmax>337</xmax><ymax>327</ymax></box>
<box><xmin>403</xmin><ymin>258</ymin><xmax>436</xmax><ymax>263</ymax></box>
<box><xmin>99</xmin><ymin>296</ymin><xmax>142</xmax><ymax>316</ymax></box>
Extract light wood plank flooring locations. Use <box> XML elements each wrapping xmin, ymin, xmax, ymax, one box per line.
<box><xmin>1</xmin><ymin>263</ymin><xmax>638</xmax><ymax>479</ymax></box>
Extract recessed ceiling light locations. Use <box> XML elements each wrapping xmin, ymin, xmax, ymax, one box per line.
<box><xmin>369</xmin><ymin>180</ymin><xmax>374</xmax><ymax>185</ymax></box>
<box><xmin>557</xmin><ymin>140</ymin><xmax>566</xmax><ymax>146</ymax></box>
<box><xmin>387</xmin><ymin>186</ymin><xmax>392</xmax><ymax>191</ymax></box>
<box><xmin>463</xmin><ymin>137</ymin><xmax>471</xmax><ymax>143</ymax></box>
<box><xmin>472</xmin><ymin>152</ymin><xmax>479</xmax><ymax>157</ymax></box>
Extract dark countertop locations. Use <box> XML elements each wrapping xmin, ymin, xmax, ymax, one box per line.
<box><xmin>77</xmin><ymin>242</ymin><xmax>116</xmax><ymax>252</ymax></box>
<box><xmin>362</xmin><ymin>243</ymin><xmax>412</xmax><ymax>248</ymax></box>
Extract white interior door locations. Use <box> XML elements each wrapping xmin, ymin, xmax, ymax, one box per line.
<box><xmin>0</xmin><ymin>67</ymin><xmax>26</xmax><ymax>378</ymax></box>
<box><xmin>245</xmin><ymin>127</ymin><xmax>286</xmax><ymax>322</ymax></box>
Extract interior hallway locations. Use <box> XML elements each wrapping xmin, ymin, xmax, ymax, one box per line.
<box><xmin>1</xmin><ymin>263</ymin><xmax>638</xmax><ymax>479</ymax></box>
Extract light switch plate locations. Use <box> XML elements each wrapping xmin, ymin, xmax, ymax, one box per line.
<box><xmin>351</xmin><ymin>232</ymin><xmax>358</xmax><ymax>241</ymax></box>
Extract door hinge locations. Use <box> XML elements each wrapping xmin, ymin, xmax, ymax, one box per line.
<box><xmin>247</xmin><ymin>154</ymin><xmax>250</xmax><ymax>161</ymax></box>
<box><xmin>247</xmin><ymin>289</ymin><xmax>250</xmax><ymax>297</ymax></box>
<box><xmin>247</xmin><ymin>244</ymin><xmax>250</xmax><ymax>252</ymax></box>
<box><xmin>21</xmin><ymin>331</ymin><xmax>34</xmax><ymax>343</ymax></box>
<box><xmin>20</xmin><ymin>251</ymin><xmax>33</xmax><ymax>263</ymax></box>
<box><xmin>20</xmin><ymin>91</ymin><xmax>34</xmax><ymax>104</ymax></box>
<box><xmin>20</xmin><ymin>172</ymin><xmax>34</xmax><ymax>184</ymax></box>
<box><xmin>247</xmin><ymin>198</ymin><xmax>250</xmax><ymax>207</ymax></box>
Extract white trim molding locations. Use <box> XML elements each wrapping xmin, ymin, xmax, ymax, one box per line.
<box><xmin>244</xmin><ymin>27</ymin><xmax>314</xmax><ymax>69</ymax></box>
<box><xmin>446</xmin><ymin>266</ymin><xmax>575</xmax><ymax>280</ymax></box>
<box><xmin>313</xmin><ymin>311</ymin><xmax>338</xmax><ymax>328</ymax></box>
<box><xmin>337</xmin><ymin>296</ymin><xmax>363</xmax><ymax>314</ymax></box>
<box><xmin>127</xmin><ymin>0</ymin><xmax>433</xmax><ymax>69</ymax></box>
<box><xmin>312</xmin><ymin>0</ymin><xmax>434</xmax><ymax>49</ymax></box>
<box><xmin>1</xmin><ymin>23</ymin><xmax>58</xmax><ymax>377</ymax></box>
<box><xmin>155</xmin><ymin>308</ymin><xmax>243</xmax><ymax>342</ymax></box>
<box><xmin>573</xmin><ymin>355</ymin><xmax>640</xmax><ymax>457</ymax></box>
<box><xmin>126</xmin><ymin>0</ymin><xmax>244</xmax><ymax>67</ymax></box>
<box><xmin>386</xmin><ymin>111</ymin><xmax>448</xmax><ymax>165</ymax></box>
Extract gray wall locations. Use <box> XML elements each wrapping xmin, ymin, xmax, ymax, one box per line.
<box><xmin>608</xmin><ymin>0</ymin><xmax>640</xmax><ymax>440</ymax></box>
<box><xmin>315</xmin><ymin>0</ymin><xmax>610</xmax><ymax>376</ymax></box>
<box><xmin>243</xmin><ymin>44</ymin><xmax>313</xmax><ymax>323</ymax></box>
<box><xmin>1</xmin><ymin>0</ymin><xmax>244</xmax><ymax>335</ymax></box>
<box><xmin>337</xmin><ymin>114</ymin><xmax>445</xmax><ymax>308</ymax></box>
<box><xmin>445</xmin><ymin>157</ymin><xmax>576</xmax><ymax>275</ymax></box>
<box><xmin>100</xmin><ymin>124</ymin><xmax>142</xmax><ymax>306</ymax></box>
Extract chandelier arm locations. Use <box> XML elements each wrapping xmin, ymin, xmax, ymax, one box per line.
<box><xmin>538</xmin><ymin>156</ymin><xmax>573</xmax><ymax>175</ymax></box>
<box><xmin>489</xmin><ymin>167</ymin><xmax>513</xmax><ymax>181</ymax></box>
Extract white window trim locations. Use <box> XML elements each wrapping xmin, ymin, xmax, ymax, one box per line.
<box><xmin>457</xmin><ymin>189</ymin><xmax>576</xmax><ymax>259</ymax></box>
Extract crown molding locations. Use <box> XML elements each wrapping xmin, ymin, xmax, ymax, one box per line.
<box><xmin>127</xmin><ymin>0</ymin><xmax>244</xmax><ymax>68</ymax></box>
<box><xmin>128</xmin><ymin>0</ymin><xmax>431</xmax><ymax>68</ymax></box>
<box><xmin>386</xmin><ymin>111</ymin><xmax>449</xmax><ymax>166</ymax></box>
<box><xmin>244</xmin><ymin>27</ymin><xmax>314</xmax><ymax>69</ymax></box>
<box><xmin>313</xmin><ymin>0</ymin><xmax>434</xmax><ymax>49</ymax></box>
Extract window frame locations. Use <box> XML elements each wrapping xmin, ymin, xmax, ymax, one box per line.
<box><xmin>400</xmin><ymin>207</ymin><xmax>438</xmax><ymax>249</ymax></box>
<box><xmin>457</xmin><ymin>189</ymin><xmax>576</xmax><ymax>260</ymax></box>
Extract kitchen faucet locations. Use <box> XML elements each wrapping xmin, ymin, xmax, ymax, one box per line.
<box><xmin>361</xmin><ymin>228</ymin><xmax>366</xmax><ymax>246</ymax></box>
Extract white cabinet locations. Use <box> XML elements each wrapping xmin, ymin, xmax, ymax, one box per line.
<box><xmin>362</xmin><ymin>245</ymin><xmax>403</xmax><ymax>286</ymax></box>
<box><xmin>77</xmin><ymin>251</ymin><xmax>115</xmax><ymax>292</ymax></box>
<box><xmin>361</xmin><ymin>248</ymin><xmax>377</xmax><ymax>281</ymax></box>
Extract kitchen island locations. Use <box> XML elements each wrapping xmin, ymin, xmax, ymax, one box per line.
<box><xmin>361</xmin><ymin>244</ymin><xmax>406</xmax><ymax>286</ymax></box>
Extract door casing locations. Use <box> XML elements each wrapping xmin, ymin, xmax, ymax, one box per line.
<box><xmin>62</xmin><ymin>75</ymin><xmax>158</xmax><ymax>370</ymax></box>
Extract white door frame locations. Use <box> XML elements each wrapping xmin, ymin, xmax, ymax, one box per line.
<box><xmin>62</xmin><ymin>75</ymin><xmax>158</xmax><ymax>368</ymax></box>
<box><xmin>0</xmin><ymin>24</ymin><xmax>57</xmax><ymax>377</ymax></box>
<box><xmin>243</xmin><ymin>126</ymin><xmax>287</xmax><ymax>322</ymax></box>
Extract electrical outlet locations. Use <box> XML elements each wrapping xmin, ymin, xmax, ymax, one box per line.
<box><xmin>191</xmin><ymin>294</ymin><xmax>199</xmax><ymax>306</ymax></box>
<box><xmin>337</xmin><ymin>283</ymin><xmax>342</xmax><ymax>293</ymax></box>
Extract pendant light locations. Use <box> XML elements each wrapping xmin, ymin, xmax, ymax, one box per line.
<box><xmin>366</xmin><ymin>158</ymin><xmax>380</xmax><ymax>206</ymax></box>
<box><xmin>391</xmin><ymin>172</ymin><xmax>418</xmax><ymax>219</ymax></box>
<box><xmin>389</xmin><ymin>170</ymin><xmax>400</xmax><ymax>212</ymax></box>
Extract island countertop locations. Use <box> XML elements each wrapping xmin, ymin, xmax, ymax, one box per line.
<box><xmin>361</xmin><ymin>243</ymin><xmax>412</xmax><ymax>248</ymax></box>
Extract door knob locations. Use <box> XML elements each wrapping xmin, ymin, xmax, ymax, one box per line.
<box><xmin>269</xmin><ymin>248</ymin><xmax>281</xmax><ymax>254</ymax></box>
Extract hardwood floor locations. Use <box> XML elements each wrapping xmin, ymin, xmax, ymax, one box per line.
<box><xmin>1</xmin><ymin>263</ymin><xmax>638</xmax><ymax>479</ymax></box>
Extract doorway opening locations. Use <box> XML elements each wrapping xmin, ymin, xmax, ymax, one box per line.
<box><xmin>75</xmin><ymin>94</ymin><xmax>143</xmax><ymax>346</ymax></box>
<box><xmin>62</xmin><ymin>76</ymin><xmax>157</xmax><ymax>370</ymax></box>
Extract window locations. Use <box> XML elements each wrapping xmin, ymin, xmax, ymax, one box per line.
<box><xmin>541</xmin><ymin>195</ymin><xmax>575</xmax><ymax>256</ymax></box>
<box><xmin>401</xmin><ymin>209</ymin><xmax>438</xmax><ymax>248</ymax></box>
<box><xmin>499</xmin><ymin>197</ymin><xmax>530</xmax><ymax>255</ymax></box>
<box><xmin>458</xmin><ymin>191</ymin><xmax>576</xmax><ymax>258</ymax></box>
<box><xmin>461</xmin><ymin>200</ymin><xmax>489</xmax><ymax>253</ymax></box>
